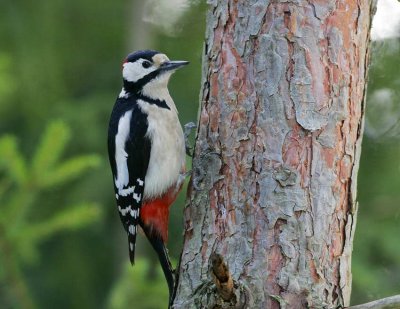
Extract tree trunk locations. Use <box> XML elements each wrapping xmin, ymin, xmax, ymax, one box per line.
<box><xmin>173</xmin><ymin>1</ymin><xmax>376</xmax><ymax>308</ymax></box>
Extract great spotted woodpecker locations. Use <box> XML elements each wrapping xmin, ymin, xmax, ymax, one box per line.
<box><xmin>107</xmin><ymin>50</ymin><xmax>188</xmax><ymax>305</ymax></box>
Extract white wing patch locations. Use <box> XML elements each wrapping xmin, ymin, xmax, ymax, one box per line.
<box><xmin>119</xmin><ymin>88</ymin><xmax>128</xmax><ymax>99</ymax></box>
<box><xmin>114</xmin><ymin>110</ymin><xmax>133</xmax><ymax>194</ymax></box>
<box><xmin>133</xmin><ymin>193</ymin><xmax>141</xmax><ymax>203</ymax></box>
<box><xmin>119</xmin><ymin>186</ymin><xmax>135</xmax><ymax>197</ymax></box>
<box><xmin>118</xmin><ymin>206</ymin><xmax>140</xmax><ymax>218</ymax></box>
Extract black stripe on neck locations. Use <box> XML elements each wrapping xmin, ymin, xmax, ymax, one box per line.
<box><xmin>124</xmin><ymin>70</ymin><xmax>159</xmax><ymax>93</ymax></box>
<box><xmin>123</xmin><ymin>71</ymin><xmax>170</xmax><ymax>110</ymax></box>
<box><xmin>135</xmin><ymin>93</ymin><xmax>170</xmax><ymax>110</ymax></box>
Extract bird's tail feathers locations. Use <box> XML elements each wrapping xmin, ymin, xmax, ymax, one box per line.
<box><xmin>128</xmin><ymin>231</ymin><xmax>137</xmax><ymax>265</ymax></box>
<box><xmin>142</xmin><ymin>224</ymin><xmax>175</xmax><ymax>307</ymax></box>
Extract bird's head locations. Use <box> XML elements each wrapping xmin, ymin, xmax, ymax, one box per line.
<box><xmin>122</xmin><ymin>50</ymin><xmax>188</xmax><ymax>96</ymax></box>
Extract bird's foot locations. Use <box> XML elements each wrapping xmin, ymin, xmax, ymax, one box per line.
<box><xmin>184</xmin><ymin>122</ymin><xmax>196</xmax><ymax>157</ymax></box>
<box><xmin>183</xmin><ymin>170</ymin><xmax>192</xmax><ymax>178</ymax></box>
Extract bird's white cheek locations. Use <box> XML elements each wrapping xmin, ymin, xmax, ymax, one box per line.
<box><xmin>123</xmin><ymin>62</ymin><xmax>156</xmax><ymax>82</ymax></box>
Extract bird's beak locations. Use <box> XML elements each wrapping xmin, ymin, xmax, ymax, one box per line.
<box><xmin>159</xmin><ymin>60</ymin><xmax>189</xmax><ymax>72</ymax></box>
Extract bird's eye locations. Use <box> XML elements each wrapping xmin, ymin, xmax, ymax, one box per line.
<box><xmin>142</xmin><ymin>61</ymin><xmax>152</xmax><ymax>68</ymax></box>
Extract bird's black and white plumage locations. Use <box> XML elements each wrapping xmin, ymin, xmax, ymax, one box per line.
<box><xmin>108</xmin><ymin>98</ymin><xmax>150</xmax><ymax>262</ymax></box>
<box><xmin>107</xmin><ymin>50</ymin><xmax>188</xmax><ymax>305</ymax></box>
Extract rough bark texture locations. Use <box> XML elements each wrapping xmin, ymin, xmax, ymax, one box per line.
<box><xmin>173</xmin><ymin>1</ymin><xmax>375</xmax><ymax>308</ymax></box>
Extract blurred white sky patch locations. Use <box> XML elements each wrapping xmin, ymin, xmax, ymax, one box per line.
<box><xmin>365</xmin><ymin>88</ymin><xmax>400</xmax><ymax>139</ymax></box>
<box><xmin>143</xmin><ymin>0</ymin><xmax>190</xmax><ymax>35</ymax></box>
<box><xmin>371</xmin><ymin>0</ymin><xmax>400</xmax><ymax>40</ymax></box>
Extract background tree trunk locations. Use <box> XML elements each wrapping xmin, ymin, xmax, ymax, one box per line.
<box><xmin>173</xmin><ymin>1</ymin><xmax>376</xmax><ymax>308</ymax></box>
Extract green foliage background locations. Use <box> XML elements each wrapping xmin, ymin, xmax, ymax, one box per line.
<box><xmin>0</xmin><ymin>1</ymin><xmax>398</xmax><ymax>308</ymax></box>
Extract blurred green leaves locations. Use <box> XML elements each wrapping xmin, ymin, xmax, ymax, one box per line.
<box><xmin>31</xmin><ymin>121</ymin><xmax>101</xmax><ymax>188</ymax></box>
<box><xmin>0</xmin><ymin>120</ymin><xmax>102</xmax><ymax>308</ymax></box>
<box><xmin>23</xmin><ymin>202</ymin><xmax>100</xmax><ymax>246</ymax></box>
<box><xmin>0</xmin><ymin>135</ymin><xmax>27</xmax><ymax>186</ymax></box>
<box><xmin>0</xmin><ymin>53</ymin><xmax>15</xmax><ymax>105</ymax></box>
<box><xmin>107</xmin><ymin>259</ymin><xmax>169</xmax><ymax>309</ymax></box>
<box><xmin>0</xmin><ymin>0</ymin><xmax>205</xmax><ymax>307</ymax></box>
<box><xmin>351</xmin><ymin>39</ymin><xmax>400</xmax><ymax>305</ymax></box>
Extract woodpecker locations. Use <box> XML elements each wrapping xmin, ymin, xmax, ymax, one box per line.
<box><xmin>107</xmin><ymin>50</ymin><xmax>188</xmax><ymax>305</ymax></box>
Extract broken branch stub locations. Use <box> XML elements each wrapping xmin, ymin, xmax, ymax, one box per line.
<box><xmin>210</xmin><ymin>253</ymin><xmax>235</xmax><ymax>302</ymax></box>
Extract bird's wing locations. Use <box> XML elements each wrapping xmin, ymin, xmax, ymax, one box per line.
<box><xmin>108</xmin><ymin>103</ymin><xmax>151</xmax><ymax>264</ymax></box>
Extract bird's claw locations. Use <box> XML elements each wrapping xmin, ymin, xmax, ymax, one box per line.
<box><xmin>183</xmin><ymin>170</ymin><xmax>192</xmax><ymax>178</ymax></box>
<box><xmin>184</xmin><ymin>122</ymin><xmax>196</xmax><ymax>157</ymax></box>
<box><xmin>184</xmin><ymin>122</ymin><xmax>196</xmax><ymax>136</ymax></box>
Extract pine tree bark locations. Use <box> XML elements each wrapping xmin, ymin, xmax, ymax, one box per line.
<box><xmin>173</xmin><ymin>1</ymin><xmax>376</xmax><ymax>308</ymax></box>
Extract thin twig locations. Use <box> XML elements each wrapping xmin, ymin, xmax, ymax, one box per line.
<box><xmin>347</xmin><ymin>295</ymin><xmax>400</xmax><ymax>309</ymax></box>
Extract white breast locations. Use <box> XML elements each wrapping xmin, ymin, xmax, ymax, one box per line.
<box><xmin>138</xmin><ymin>98</ymin><xmax>185</xmax><ymax>199</ymax></box>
